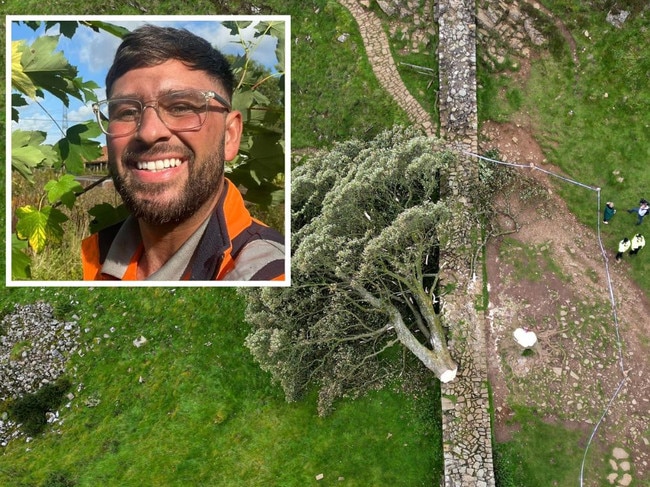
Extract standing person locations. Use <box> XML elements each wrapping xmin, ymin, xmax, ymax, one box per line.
<box><xmin>615</xmin><ymin>237</ymin><xmax>631</xmax><ymax>262</ymax></box>
<box><xmin>82</xmin><ymin>24</ymin><xmax>285</xmax><ymax>281</ymax></box>
<box><xmin>629</xmin><ymin>234</ymin><xmax>645</xmax><ymax>255</ymax></box>
<box><xmin>627</xmin><ymin>199</ymin><xmax>649</xmax><ymax>225</ymax></box>
<box><xmin>603</xmin><ymin>201</ymin><xmax>616</xmax><ymax>224</ymax></box>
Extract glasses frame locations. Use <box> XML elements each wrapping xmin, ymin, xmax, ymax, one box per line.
<box><xmin>92</xmin><ymin>89</ymin><xmax>232</xmax><ymax>137</ymax></box>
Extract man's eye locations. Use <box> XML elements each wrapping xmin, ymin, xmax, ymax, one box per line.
<box><xmin>112</xmin><ymin>106</ymin><xmax>141</xmax><ymax>121</ymax></box>
<box><xmin>165</xmin><ymin>103</ymin><xmax>201</xmax><ymax>116</ymax></box>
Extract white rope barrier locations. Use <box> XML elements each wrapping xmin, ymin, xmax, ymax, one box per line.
<box><xmin>462</xmin><ymin>150</ymin><xmax>629</xmax><ymax>486</ymax></box>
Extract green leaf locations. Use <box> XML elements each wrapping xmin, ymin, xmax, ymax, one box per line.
<box><xmin>46</xmin><ymin>21</ymin><xmax>79</xmax><ymax>38</ymax></box>
<box><xmin>81</xmin><ymin>21</ymin><xmax>130</xmax><ymax>38</ymax></box>
<box><xmin>12</xmin><ymin>40</ymin><xmax>38</xmax><ymax>98</ymax></box>
<box><xmin>222</xmin><ymin>21</ymin><xmax>251</xmax><ymax>36</ymax></box>
<box><xmin>55</xmin><ymin>122</ymin><xmax>103</xmax><ymax>174</ymax></box>
<box><xmin>20</xmin><ymin>35</ymin><xmax>80</xmax><ymax>106</ymax></box>
<box><xmin>88</xmin><ymin>203</ymin><xmax>130</xmax><ymax>234</ymax></box>
<box><xmin>12</xmin><ymin>93</ymin><xmax>28</xmax><ymax>122</ymax></box>
<box><xmin>44</xmin><ymin>174</ymin><xmax>84</xmax><ymax>208</ymax></box>
<box><xmin>12</xmin><ymin>235</ymin><xmax>32</xmax><ymax>280</ymax></box>
<box><xmin>11</xmin><ymin>130</ymin><xmax>58</xmax><ymax>182</ymax></box>
<box><xmin>232</xmin><ymin>89</ymin><xmax>255</xmax><ymax>113</ymax></box>
<box><xmin>15</xmin><ymin>205</ymin><xmax>68</xmax><ymax>253</ymax></box>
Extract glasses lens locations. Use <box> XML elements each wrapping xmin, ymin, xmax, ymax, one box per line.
<box><xmin>96</xmin><ymin>99</ymin><xmax>142</xmax><ymax>136</ymax></box>
<box><xmin>157</xmin><ymin>90</ymin><xmax>207</xmax><ymax>131</ymax></box>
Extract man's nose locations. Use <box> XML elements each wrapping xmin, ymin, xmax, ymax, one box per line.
<box><xmin>135</xmin><ymin>105</ymin><xmax>172</xmax><ymax>142</ymax></box>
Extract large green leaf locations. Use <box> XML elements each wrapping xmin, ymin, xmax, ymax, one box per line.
<box><xmin>12</xmin><ymin>40</ymin><xmax>38</xmax><ymax>99</ymax></box>
<box><xmin>11</xmin><ymin>235</ymin><xmax>32</xmax><ymax>280</ymax></box>
<box><xmin>15</xmin><ymin>205</ymin><xmax>68</xmax><ymax>253</ymax></box>
<box><xmin>88</xmin><ymin>203</ymin><xmax>130</xmax><ymax>234</ymax></box>
<box><xmin>11</xmin><ymin>130</ymin><xmax>58</xmax><ymax>182</ymax></box>
<box><xmin>20</xmin><ymin>35</ymin><xmax>80</xmax><ymax>106</ymax></box>
<box><xmin>55</xmin><ymin>122</ymin><xmax>103</xmax><ymax>174</ymax></box>
<box><xmin>44</xmin><ymin>174</ymin><xmax>84</xmax><ymax>209</ymax></box>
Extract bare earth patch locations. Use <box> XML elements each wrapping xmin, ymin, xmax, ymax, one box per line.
<box><xmin>479</xmin><ymin>121</ymin><xmax>650</xmax><ymax>484</ymax></box>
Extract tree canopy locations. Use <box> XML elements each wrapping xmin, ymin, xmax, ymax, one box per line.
<box><xmin>244</xmin><ymin>127</ymin><xmax>469</xmax><ymax>415</ymax></box>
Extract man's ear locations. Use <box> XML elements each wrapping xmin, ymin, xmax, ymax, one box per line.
<box><xmin>224</xmin><ymin>110</ymin><xmax>243</xmax><ymax>161</ymax></box>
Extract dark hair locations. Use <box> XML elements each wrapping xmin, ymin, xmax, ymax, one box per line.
<box><xmin>105</xmin><ymin>24</ymin><xmax>235</xmax><ymax>98</ymax></box>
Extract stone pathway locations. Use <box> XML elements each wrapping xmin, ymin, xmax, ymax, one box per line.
<box><xmin>337</xmin><ymin>0</ymin><xmax>435</xmax><ymax>136</ymax></box>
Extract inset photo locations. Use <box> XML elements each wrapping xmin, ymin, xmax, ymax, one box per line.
<box><xmin>7</xmin><ymin>15</ymin><xmax>290</xmax><ymax>286</ymax></box>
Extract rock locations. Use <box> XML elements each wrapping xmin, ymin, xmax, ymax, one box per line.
<box><xmin>612</xmin><ymin>447</ymin><xmax>629</xmax><ymax>460</ymax></box>
<box><xmin>0</xmin><ymin>302</ymin><xmax>80</xmax><ymax>447</ymax></box>
<box><xmin>133</xmin><ymin>336</ymin><xmax>148</xmax><ymax>348</ymax></box>
<box><xmin>606</xmin><ymin>10</ymin><xmax>630</xmax><ymax>28</ymax></box>
<box><xmin>376</xmin><ymin>0</ymin><xmax>396</xmax><ymax>17</ymax></box>
<box><xmin>513</xmin><ymin>328</ymin><xmax>537</xmax><ymax>348</ymax></box>
<box><xmin>619</xmin><ymin>473</ymin><xmax>632</xmax><ymax>486</ymax></box>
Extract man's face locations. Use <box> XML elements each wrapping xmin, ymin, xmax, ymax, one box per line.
<box><xmin>107</xmin><ymin>59</ymin><xmax>241</xmax><ymax>225</ymax></box>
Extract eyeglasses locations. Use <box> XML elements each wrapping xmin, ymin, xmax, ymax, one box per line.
<box><xmin>92</xmin><ymin>89</ymin><xmax>231</xmax><ymax>137</ymax></box>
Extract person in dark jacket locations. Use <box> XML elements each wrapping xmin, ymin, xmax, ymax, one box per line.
<box><xmin>627</xmin><ymin>200</ymin><xmax>649</xmax><ymax>225</ymax></box>
<box><xmin>603</xmin><ymin>201</ymin><xmax>616</xmax><ymax>224</ymax></box>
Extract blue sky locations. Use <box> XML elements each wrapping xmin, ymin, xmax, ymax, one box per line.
<box><xmin>10</xmin><ymin>16</ymin><xmax>285</xmax><ymax>144</ymax></box>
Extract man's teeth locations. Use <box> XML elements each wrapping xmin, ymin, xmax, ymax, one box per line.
<box><xmin>136</xmin><ymin>158</ymin><xmax>182</xmax><ymax>171</ymax></box>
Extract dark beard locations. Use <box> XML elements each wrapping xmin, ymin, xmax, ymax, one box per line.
<box><xmin>110</xmin><ymin>142</ymin><xmax>224</xmax><ymax>225</ymax></box>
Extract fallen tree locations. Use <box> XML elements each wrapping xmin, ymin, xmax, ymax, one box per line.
<box><xmin>243</xmin><ymin>127</ymin><xmax>474</xmax><ymax>415</ymax></box>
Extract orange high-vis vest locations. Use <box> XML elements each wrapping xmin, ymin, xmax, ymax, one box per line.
<box><xmin>81</xmin><ymin>179</ymin><xmax>285</xmax><ymax>281</ymax></box>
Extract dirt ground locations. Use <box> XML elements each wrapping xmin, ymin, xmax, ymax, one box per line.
<box><xmin>479</xmin><ymin>120</ymin><xmax>650</xmax><ymax>483</ymax></box>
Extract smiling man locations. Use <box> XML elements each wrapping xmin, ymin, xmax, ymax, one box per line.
<box><xmin>81</xmin><ymin>24</ymin><xmax>285</xmax><ymax>282</ymax></box>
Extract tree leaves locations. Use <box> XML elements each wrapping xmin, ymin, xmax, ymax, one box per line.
<box><xmin>54</xmin><ymin>122</ymin><xmax>104</xmax><ymax>174</ymax></box>
<box><xmin>11</xmin><ymin>130</ymin><xmax>58</xmax><ymax>183</ymax></box>
<box><xmin>15</xmin><ymin>205</ymin><xmax>68</xmax><ymax>254</ymax></box>
<box><xmin>16</xmin><ymin>35</ymin><xmax>79</xmax><ymax>107</ymax></box>
<box><xmin>44</xmin><ymin>174</ymin><xmax>83</xmax><ymax>209</ymax></box>
<box><xmin>11</xmin><ymin>40</ymin><xmax>39</xmax><ymax>99</ymax></box>
<box><xmin>244</xmin><ymin>127</ymin><xmax>459</xmax><ymax>415</ymax></box>
<box><xmin>12</xmin><ymin>236</ymin><xmax>32</xmax><ymax>280</ymax></box>
<box><xmin>88</xmin><ymin>203</ymin><xmax>130</xmax><ymax>234</ymax></box>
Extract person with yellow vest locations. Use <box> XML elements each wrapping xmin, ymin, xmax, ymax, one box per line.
<box><xmin>82</xmin><ymin>25</ymin><xmax>285</xmax><ymax>282</ymax></box>
<box><xmin>629</xmin><ymin>234</ymin><xmax>645</xmax><ymax>256</ymax></box>
<box><xmin>615</xmin><ymin>237</ymin><xmax>631</xmax><ymax>262</ymax></box>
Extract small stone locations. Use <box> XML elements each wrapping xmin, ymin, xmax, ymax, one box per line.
<box><xmin>619</xmin><ymin>473</ymin><xmax>632</xmax><ymax>486</ymax></box>
<box><xmin>612</xmin><ymin>447</ymin><xmax>629</xmax><ymax>460</ymax></box>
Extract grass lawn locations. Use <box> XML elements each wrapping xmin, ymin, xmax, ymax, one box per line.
<box><xmin>0</xmin><ymin>287</ymin><xmax>443</xmax><ymax>486</ymax></box>
<box><xmin>519</xmin><ymin>9</ymin><xmax>650</xmax><ymax>295</ymax></box>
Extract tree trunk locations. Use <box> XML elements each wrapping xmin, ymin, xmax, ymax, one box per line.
<box><xmin>353</xmin><ymin>284</ymin><xmax>458</xmax><ymax>382</ymax></box>
<box><xmin>390</xmin><ymin>305</ymin><xmax>457</xmax><ymax>382</ymax></box>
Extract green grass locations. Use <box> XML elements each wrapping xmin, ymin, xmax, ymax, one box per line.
<box><xmin>0</xmin><ymin>288</ymin><xmax>443</xmax><ymax>486</ymax></box>
<box><xmin>497</xmin><ymin>238</ymin><xmax>572</xmax><ymax>284</ymax></box>
<box><xmin>493</xmin><ymin>406</ymin><xmax>606</xmax><ymax>487</ymax></box>
<box><xmin>519</xmin><ymin>8</ymin><xmax>650</xmax><ymax>295</ymax></box>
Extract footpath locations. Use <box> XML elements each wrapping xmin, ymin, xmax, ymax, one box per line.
<box><xmin>337</xmin><ymin>1</ymin><xmax>494</xmax><ymax>486</ymax></box>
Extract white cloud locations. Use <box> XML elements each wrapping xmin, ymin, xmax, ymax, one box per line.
<box><xmin>74</xmin><ymin>28</ymin><xmax>123</xmax><ymax>76</ymax></box>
